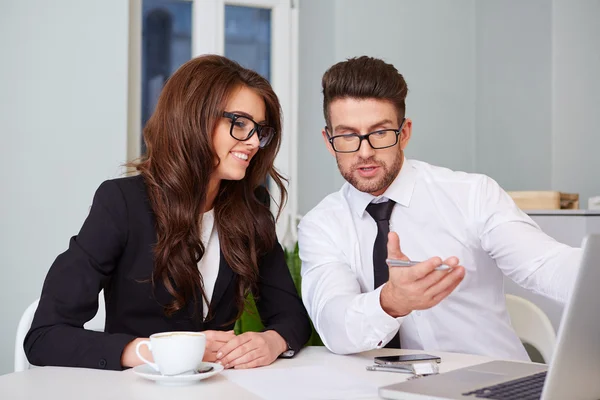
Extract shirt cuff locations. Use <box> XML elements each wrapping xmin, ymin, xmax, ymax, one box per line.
<box><xmin>363</xmin><ymin>286</ymin><xmax>405</xmax><ymax>348</ymax></box>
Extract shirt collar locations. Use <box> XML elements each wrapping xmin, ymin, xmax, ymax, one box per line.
<box><xmin>346</xmin><ymin>158</ymin><xmax>418</xmax><ymax>218</ymax></box>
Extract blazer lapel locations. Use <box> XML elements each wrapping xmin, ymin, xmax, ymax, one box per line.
<box><xmin>209</xmin><ymin>251</ymin><xmax>234</xmax><ymax>314</ymax></box>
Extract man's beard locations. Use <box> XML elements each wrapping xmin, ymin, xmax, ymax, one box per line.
<box><xmin>338</xmin><ymin>152</ymin><xmax>403</xmax><ymax>195</ymax></box>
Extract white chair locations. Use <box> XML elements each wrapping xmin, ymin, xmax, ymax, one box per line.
<box><xmin>505</xmin><ymin>293</ymin><xmax>557</xmax><ymax>363</ymax></box>
<box><xmin>14</xmin><ymin>292</ymin><xmax>106</xmax><ymax>372</ymax></box>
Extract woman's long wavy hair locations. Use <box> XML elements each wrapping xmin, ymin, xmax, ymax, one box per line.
<box><xmin>131</xmin><ymin>55</ymin><xmax>286</xmax><ymax>318</ymax></box>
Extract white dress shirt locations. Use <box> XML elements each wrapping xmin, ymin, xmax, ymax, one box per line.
<box><xmin>198</xmin><ymin>209</ymin><xmax>220</xmax><ymax>319</ymax></box>
<box><xmin>298</xmin><ymin>158</ymin><xmax>582</xmax><ymax>361</ymax></box>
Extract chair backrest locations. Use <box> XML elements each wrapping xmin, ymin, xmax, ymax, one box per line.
<box><xmin>14</xmin><ymin>292</ymin><xmax>106</xmax><ymax>372</ymax></box>
<box><xmin>505</xmin><ymin>293</ymin><xmax>557</xmax><ymax>363</ymax></box>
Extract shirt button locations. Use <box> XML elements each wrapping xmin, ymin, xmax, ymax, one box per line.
<box><xmin>98</xmin><ymin>359</ymin><xmax>107</xmax><ymax>368</ymax></box>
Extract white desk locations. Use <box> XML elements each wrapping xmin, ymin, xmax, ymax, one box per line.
<box><xmin>0</xmin><ymin>346</ymin><xmax>493</xmax><ymax>400</ymax></box>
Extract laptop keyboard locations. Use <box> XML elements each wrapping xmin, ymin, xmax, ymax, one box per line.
<box><xmin>462</xmin><ymin>371</ymin><xmax>547</xmax><ymax>400</ymax></box>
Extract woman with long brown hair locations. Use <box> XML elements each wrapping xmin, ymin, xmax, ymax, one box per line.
<box><xmin>24</xmin><ymin>55</ymin><xmax>311</xmax><ymax>371</ymax></box>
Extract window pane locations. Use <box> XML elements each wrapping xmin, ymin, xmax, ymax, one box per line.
<box><xmin>141</xmin><ymin>0</ymin><xmax>192</xmax><ymax>153</ymax></box>
<box><xmin>225</xmin><ymin>5</ymin><xmax>272</xmax><ymax>81</ymax></box>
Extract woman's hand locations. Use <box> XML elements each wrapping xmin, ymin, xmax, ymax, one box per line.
<box><xmin>121</xmin><ymin>337</ymin><xmax>151</xmax><ymax>368</ymax></box>
<box><xmin>203</xmin><ymin>330</ymin><xmax>236</xmax><ymax>362</ymax></box>
<box><xmin>216</xmin><ymin>330</ymin><xmax>287</xmax><ymax>369</ymax></box>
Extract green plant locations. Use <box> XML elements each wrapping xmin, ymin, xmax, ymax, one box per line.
<box><xmin>234</xmin><ymin>242</ymin><xmax>323</xmax><ymax>346</ymax></box>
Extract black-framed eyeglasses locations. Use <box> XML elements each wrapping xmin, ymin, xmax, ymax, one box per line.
<box><xmin>325</xmin><ymin>118</ymin><xmax>406</xmax><ymax>153</ymax></box>
<box><xmin>222</xmin><ymin>112</ymin><xmax>275</xmax><ymax>149</ymax></box>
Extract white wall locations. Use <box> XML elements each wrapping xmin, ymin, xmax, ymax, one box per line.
<box><xmin>552</xmin><ymin>0</ymin><xmax>600</xmax><ymax>205</ymax></box>
<box><xmin>0</xmin><ymin>0</ymin><xmax>130</xmax><ymax>375</ymax></box>
<box><xmin>475</xmin><ymin>0</ymin><xmax>553</xmax><ymax>190</ymax></box>
<box><xmin>297</xmin><ymin>0</ymin><xmax>338</xmax><ymax>217</ymax></box>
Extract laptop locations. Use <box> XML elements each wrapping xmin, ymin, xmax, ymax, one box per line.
<box><xmin>379</xmin><ymin>234</ymin><xmax>600</xmax><ymax>400</ymax></box>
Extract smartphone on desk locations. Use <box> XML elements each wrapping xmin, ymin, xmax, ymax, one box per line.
<box><xmin>374</xmin><ymin>354</ymin><xmax>441</xmax><ymax>366</ymax></box>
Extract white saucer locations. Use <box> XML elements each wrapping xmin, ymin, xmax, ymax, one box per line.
<box><xmin>133</xmin><ymin>362</ymin><xmax>224</xmax><ymax>386</ymax></box>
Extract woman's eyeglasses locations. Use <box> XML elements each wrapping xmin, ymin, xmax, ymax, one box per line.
<box><xmin>222</xmin><ymin>112</ymin><xmax>275</xmax><ymax>149</ymax></box>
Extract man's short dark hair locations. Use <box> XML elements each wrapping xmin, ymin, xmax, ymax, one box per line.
<box><xmin>322</xmin><ymin>56</ymin><xmax>408</xmax><ymax>127</ymax></box>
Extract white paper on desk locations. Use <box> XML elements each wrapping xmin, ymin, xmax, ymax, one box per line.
<box><xmin>223</xmin><ymin>365</ymin><xmax>377</xmax><ymax>400</ymax></box>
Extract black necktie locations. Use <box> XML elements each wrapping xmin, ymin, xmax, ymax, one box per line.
<box><xmin>366</xmin><ymin>199</ymin><xmax>401</xmax><ymax>348</ymax></box>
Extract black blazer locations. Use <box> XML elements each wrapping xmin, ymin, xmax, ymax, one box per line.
<box><xmin>24</xmin><ymin>175</ymin><xmax>311</xmax><ymax>370</ymax></box>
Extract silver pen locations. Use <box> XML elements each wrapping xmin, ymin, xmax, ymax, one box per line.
<box><xmin>366</xmin><ymin>365</ymin><xmax>412</xmax><ymax>374</ymax></box>
<box><xmin>386</xmin><ymin>258</ymin><xmax>451</xmax><ymax>271</ymax></box>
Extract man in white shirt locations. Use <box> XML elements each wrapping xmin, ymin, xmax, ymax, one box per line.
<box><xmin>298</xmin><ymin>56</ymin><xmax>582</xmax><ymax>361</ymax></box>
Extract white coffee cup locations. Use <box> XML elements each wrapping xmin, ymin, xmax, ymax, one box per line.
<box><xmin>135</xmin><ymin>331</ymin><xmax>206</xmax><ymax>376</ymax></box>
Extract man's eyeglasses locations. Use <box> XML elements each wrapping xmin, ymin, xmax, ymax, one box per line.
<box><xmin>222</xmin><ymin>112</ymin><xmax>275</xmax><ymax>149</ymax></box>
<box><xmin>325</xmin><ymin>118</ymin><xmax>406</xmax><ymax>153</ymax></box>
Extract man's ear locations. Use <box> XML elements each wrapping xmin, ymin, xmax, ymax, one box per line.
<box><xmin>399</xmin><ymin>118</ymin><xmax>412</xmax><ymax>150</ymax></box>
<box><xmin>322</xmin><ymin>129</ymin><xmax>336</xmax><ymax>157</ymax></box>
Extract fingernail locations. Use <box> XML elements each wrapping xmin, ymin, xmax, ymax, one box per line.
<box><xmin>216</xmin><ymin>361</ymin><xmax>222</xmax><ymax>365</ymax></box>
<box><xmin>217</xmin><ymin>352</ymin><xmax>222</xmax><ymax>359</ymax></box>
<box><xmin>225</xmin><ymin>364</ymin><xmax>230</xmax><ymax>369</ymax></box>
